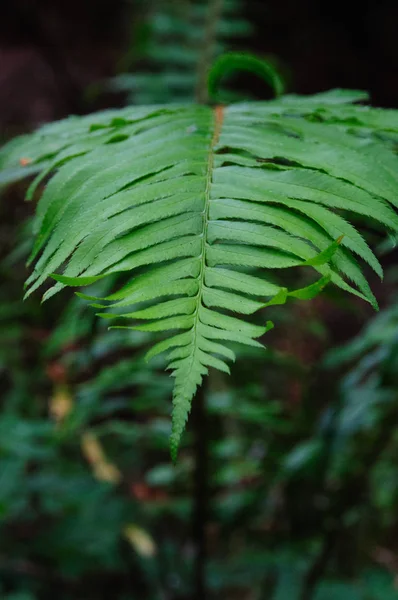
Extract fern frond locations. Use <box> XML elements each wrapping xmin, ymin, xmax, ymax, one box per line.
<box><xmin>2</xmin><ymin>91</ymin><xmax>398</xmax><ymax>459</ymax></box>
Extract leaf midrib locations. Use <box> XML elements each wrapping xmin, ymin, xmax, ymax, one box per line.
<box><xmin>177</xmin><ymin>105</ymin><xmax>224</xmax><ymax>389</ymax></box>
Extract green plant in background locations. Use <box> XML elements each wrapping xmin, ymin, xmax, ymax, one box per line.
<box><xmin>2</xmin><ymin>0</ymin><xmax>398</xmax><ymax>597</ymax></box>
<box><xmin>108</xmin><ymin>0</ymin><xmax>254</xmax><ymax>104</ymax></box>
<box><xmin>1</xmin><ymin>54</ymin><xmax>398</xmax><ymax>460</ymax></box>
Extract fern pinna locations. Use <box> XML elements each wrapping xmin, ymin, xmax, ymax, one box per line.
<box><xmin>1</xmin><ymin>88</ymin><xmax>398</xmax><ymax>459</ymax></box>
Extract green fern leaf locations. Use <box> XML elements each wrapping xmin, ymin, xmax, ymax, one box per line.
<box><xmin>2</xmin><ymin>91</ymin><xmax>398</xmax><ymax>460</ymax></box>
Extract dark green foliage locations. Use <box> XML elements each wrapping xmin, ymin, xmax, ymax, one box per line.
<box><xmin>1</xmin><ymin>232</ymin><xmax>398</xmax><ymax>597</ymax></box>
<box><xmin>1</xmin><ymin>1</ymin><xmax>398</xmax><ymax>598</ymax></box>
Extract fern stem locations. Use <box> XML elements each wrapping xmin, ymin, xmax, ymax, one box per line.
<box><xmin>195</xmin><ymin>0</ymin><xmax>224</xmax><ymax>103</ymax></box>
<box><xmin>192</xmin><ymin>382</ymin><xmax>208</xmax><ymax>599</ymax></box>
<box><xmin>170</xmin><ymin>103</ymin><xmax>224</xmax><ymax>460</ymax></box>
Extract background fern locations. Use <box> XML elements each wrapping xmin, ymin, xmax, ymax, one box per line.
<box><xmin>107</xmin><ymin>0</ymin><xmax>253</xmax><ymax>104</ymax></box>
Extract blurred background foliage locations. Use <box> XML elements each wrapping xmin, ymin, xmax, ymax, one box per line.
<box><xmin>1</xmin><ymin>0</ymin><xmax>398</xmax><ymax>599</ymax></box>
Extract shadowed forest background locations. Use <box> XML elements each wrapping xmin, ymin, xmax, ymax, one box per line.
<box><xmin>1</xmin><ymin>1</ymin><xmax>398</xmax><ymax>599</ymax></box>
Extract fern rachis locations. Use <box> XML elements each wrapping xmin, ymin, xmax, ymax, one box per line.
<box><xmin>1</xmin><ymin>89</ymin><xmax>398</xmax><ymax>459</ymax></box>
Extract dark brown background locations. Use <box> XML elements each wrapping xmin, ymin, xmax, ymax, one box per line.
<box><xmin>1</xmin><ymin>0</ymin><xmax>397</xmax><ymax>135</ymax></box>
